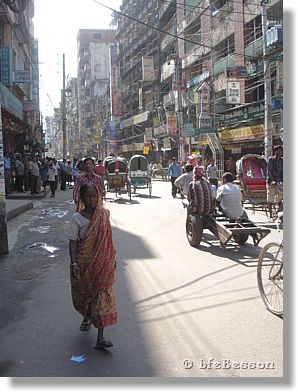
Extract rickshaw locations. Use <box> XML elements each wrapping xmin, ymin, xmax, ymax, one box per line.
<box><xmin>185</xmin><ymin>179</ymin><xmax>270</xmax><ymax>248</ymax></box>
<box><xmin>103</xmin><ymin>156</ymin><xmax>131</xmax><ymax>199</ymax></box>
<box><xmin>128</xmin><ymin>155</ymin><xmax>152</xmax><ymax>196</ymax></box>
<box><xmin>236</xmin><ymin>154</ymin><xmax>267</xmax><ymax>206</ymax></box>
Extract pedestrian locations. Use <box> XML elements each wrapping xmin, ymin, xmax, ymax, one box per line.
<box><xmin>94</xmin><ymin>159</ymin><xmax>105</xmax><ymax>177</ymax></box>
<box><xmin>167</xmin><ymin>157</ymin><xmax>182</xmax><ymax>198</ymax></box>
<box><xmin>59</xmin><ymin>159</ymin><xmax>67</xmax><ymax>190</ymax></box>
<box><xmin>225</xmin><ymin>157</ymin><xmax>236</xmax><ymax>176</ymax></box>
<box><xmin>3</xmin><ymin>153</ymin><xmax>12</xmax><ymax>194</ymax></box>
<box><xmin>30</xmin><ymin>156</ymin><xmax>40</xmax><ymax>195</ymax></box>
<box><xmin>52</xmin><ymin>158</ymin><xmax>59</xmax><ymax>190</ymax></box>
<box><xmin>216</xmin><ymin>172</ymin><xmax>243</xmax><ymax>220</ymax></box>
<box><xmin>73</xmin><ymin>157</ymin><xmax>104</xmax><ymax>211</ymax></box>
<box><xmin>40</xmin><ymin>159</ymin><xmax>49</xmax><ymax>193</ymax></box>
<box><xmin>206</xmin><ymin>158</ymin><xmax>218</xmax><ymax>188</ymax></box>
<box><xmin>72</xmin><ymin>159</ymin><xmax>79</xmax><ymax>184</ymax></box>
<box><xmin>68</xmin><ymin>183</ymin><xmax>117</xmax><ymax>349</ymax></box>
<box><xmin>66</xmin><ymin>161</ymin><xmax>73</xmax><ymax>186</ymax></box>
<box><xmin>266</xmin><ymin>145</ymin><xmax>283</xmax><ymax>221</ymax></box>
<box><xmin>174</xmin><ymin>164</ymin><xmax>193</xmax><ymax>198</ymax></box>
<box><xmin>47</xmin><ymin>163</ymin><xmax>56</xmax><ymax>197</ymax></box>
<box><xmin>15</xmin><ymin>154</ymin><xmax>25</xmax><ymax>192</ymax></box>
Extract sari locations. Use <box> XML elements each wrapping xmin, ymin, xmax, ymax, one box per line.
<box><xmin>70</xmin><ymin>199</ymin><xmax>117</xmax><ymax>328</ymax></box>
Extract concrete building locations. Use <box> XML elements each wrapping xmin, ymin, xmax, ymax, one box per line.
<box><xmin>114</xmin><ymin>0</ymin><xmax>283</xmax><ymax>165</ymax></box>
<box><xmin>0</xmin><ymin>0</ymin><xmax>42</xmax><ymax>155</ymax></box>
<box><xmin>76</xmin><ymin>29</ymin><xmax>116</xmax><ymax>158</ymax></box>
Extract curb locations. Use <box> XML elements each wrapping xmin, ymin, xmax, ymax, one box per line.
<box><xmin>6</xmin><ymin>201</ymin><xmax>34</xmax><ymax>222</ymax></box>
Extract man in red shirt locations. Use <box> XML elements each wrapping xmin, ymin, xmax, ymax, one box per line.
<box><xmin>94</xmin><ymin>159</ymin><xmax>105</xmax><ymax>177</ymax></box>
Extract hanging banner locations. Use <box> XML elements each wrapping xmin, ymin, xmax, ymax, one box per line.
<box><xmin>110</xmin><ymin>45</ymin><xmax>120</xmax><ymax>116</ymax></box>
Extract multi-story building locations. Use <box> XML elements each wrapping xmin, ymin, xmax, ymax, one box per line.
<box><xmin>0</xmin><ymin>0</ymin><xmax>42</xmax><ymax>154</ymax></box>
<box><xmin>114</xmin><ymin>0</ymin><xmax>283</xmax><ymax>165</ymax></box>
<box><xmin>65</xmin><ymin>77</ymin><xmax>79</xmax><ymax>160</ymax></box>
<box><xmin>77</xmin><ymin>29</ymin><xmax>116</xmax><ymax>158</ymax></box>
<box><xmin>177</xmin><ymin>0</ymin><xmax>283</xmax><ymax>162</ymax></box>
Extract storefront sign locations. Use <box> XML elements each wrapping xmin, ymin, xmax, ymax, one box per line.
<box><xmin>218</xmin><ymin>125</ymin><xmax>264</xmax><ymax>143</ymax></box>
<box><xmin>226</xmin><ymin>80</ymin><xmax>241</xmax><ymax>104</ymax></box>
<box><xmin>1</xmin><ymin>47</ymin><xmax>13</xmax><ymax>86</ymax></box>
<box><xmin>144</xmin><ymin>127</ymin><xmax>153</xmax><ymax>142</ymax></box>
<box><xmin>13</xmin><ymin>70</ymin><xmax>32</xmax><ymax>83</ymax></box>
<box><xmin>181</xmin><ymin>123</ymin><xmax>194</xmax><ymax>137</ymax></box>
<box><xmin>218</xmin><ymin>101</ymin><xmax>267</xmax><ymax>126</ymax></box>
<box><xmin>120</xmin><ymin>111</ymin><xmax>149</xmax><ymax>130</ymax></box>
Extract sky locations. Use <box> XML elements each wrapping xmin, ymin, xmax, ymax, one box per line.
<box><xmin>33</xmin><ymin>0</ymin><xmax>121</xmax><ymax>118</ymax></box>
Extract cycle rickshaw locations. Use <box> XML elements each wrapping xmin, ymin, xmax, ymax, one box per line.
<box><xmin>127</xmin><ymin>154</ymin><xmax>152</xmax><ymax>196</ymax></box>
<box><xmin>103</xmin><ymin>156</ymin><xmax>131</xmax><ymax>199</ymax></box>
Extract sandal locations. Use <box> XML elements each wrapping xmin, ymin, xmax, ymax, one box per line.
<box><xmin>80</xmin><ymin>319</ymin><xmax>91</xmax><ymax>331</ymax></box>
<box><xmin>94</xmin><ymin>338</ymin><xmax>114</xmax><ymax>349</ymax></box>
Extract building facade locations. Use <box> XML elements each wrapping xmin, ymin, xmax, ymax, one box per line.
<box><xmin>0</xmin><ymin>0</ymin><xmax>42</xmax><ymax>155</ymax></box>
<box><xmin>76</xmin><ymin>29</ymin><xmax>116</xmax><ymax>158</ymax></box>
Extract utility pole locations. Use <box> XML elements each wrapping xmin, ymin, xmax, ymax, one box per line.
<box><xmin>62</xmin><ymin>53</ymin><xmax>67</xmax><ymax>159</ymax></box>
<box><xmin>0</xmin><ymin>105</ymin><xmax>9</xmax><ymax>255</ymax></box>
<box><xmin>261</xmin><ymin>0</ymin><xmax>273</xmax><ymax>159</ymax></box>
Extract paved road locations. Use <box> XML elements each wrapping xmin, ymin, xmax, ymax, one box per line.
<box><xmin>0</xmin><ymin>181</ymin><xmax>283</xmax><ymax>377</ymax></box>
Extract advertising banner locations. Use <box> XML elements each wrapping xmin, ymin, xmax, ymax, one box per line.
<box><xmin>110</xmin><ymin>45</ymin><xmax>120</xmax><ymax>116</ymax></box>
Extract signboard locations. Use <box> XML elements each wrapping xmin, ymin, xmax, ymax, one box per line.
<box><xmin>181</xmin><ymin>123</ymin><xmax>194</xmax><ymax>137</ymax></box>
<box><xmin>13</xmin><ymin>70</ymin><xmax>32</xmax><ymax>83</ymax></box>
<box><xmin>142</xmin><ymin>56</ymin><xmax>155</xmax><ymax>81</ymax></box>
<box><xmin>218</xmin><ymin>125</ymin><xmax>264</xmax><ymax>143</ymax></box>
<box><xmin>110</xmin><ymin>45</ymin><xmax>120</xmax><ymax>116</ymax></box>
<box><xmin>1</xmin><ymin>47</ymin><xmax>13</xmax><ymax>86</ymax></box>
<box><xmin>225</xmin><ymin>66</ymin><xmax>247</xmax><ymax>78</ymax></box>
<box><xmin>144</xmin><ymin>127</ymin><xmax>153</xmax><ymax>142</ymax></box>
<box><xmin>226</xmin><ymin>80</ymin><xmax>241</xmax><ymax>104</ymax></box>
<box><xmin>167</xmin><ymin>113</ymin><xmax>177</xmax><ymax>134</ymax></box>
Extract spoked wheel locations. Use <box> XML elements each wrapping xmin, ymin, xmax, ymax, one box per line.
<box><xmin>186</xmin><ymin>212</ymin><xmax>203</xmax><ymax>247</ymax></box>
<box><xmin>257</xmin><ymin>242</ymin><xmax>283</xmax><ymax>317</ymax></box>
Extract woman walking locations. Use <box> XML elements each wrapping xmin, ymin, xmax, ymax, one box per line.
<box><xmin>68</xmin><ymin>184</ymin><xmax>117</xmax><ymax>349</ymax></box>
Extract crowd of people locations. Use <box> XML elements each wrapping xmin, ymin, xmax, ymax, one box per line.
<box><xmin>3</xmin><ymin>153</ymin><xmax>107</xmax><ymax>198</ymax></box>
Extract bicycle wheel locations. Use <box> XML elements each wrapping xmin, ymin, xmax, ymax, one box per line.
<box><xmin>257</xmin><ymin>242</ymin><xmax>283</xmax><ymax>317</ymax></box>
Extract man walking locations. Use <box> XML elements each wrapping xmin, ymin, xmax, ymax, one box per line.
<box><xmin>266</xmin><ymin>145</ymin><xmax>283</xmax><ymax>221</ymax></box>
<box><xmin>167</xmin><ymin>157</ymin><xmax>182</xmax><ymax>198</ymax></box>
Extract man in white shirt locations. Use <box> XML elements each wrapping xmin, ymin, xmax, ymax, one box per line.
<box><xmin>216</xmin><ymin>172</ymin><xmax>243</xmax><ymax>220</ymax></box>
<box><xmin>174</xmin><ymin>164</ymin><xmax>193</xmax><ymax>197</ymax></box>
<box><xmin>206</xmin><ymin>158</ymin><xmax>218</xmax><ymax>188</ymax></box>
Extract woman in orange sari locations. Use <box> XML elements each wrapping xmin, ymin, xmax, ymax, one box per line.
<box><xmin>68</xmin><ymin>184</ymin><xmax>117</xmax><ymax>349</ymax></box>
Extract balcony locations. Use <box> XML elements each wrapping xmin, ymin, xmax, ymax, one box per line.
<box><xmin>213</xmin><ymin>53</ymin><xmax>235</xmax><ymax>76</ymax></box>
<box><xmin>245</xmin><ymin>37</ymin><xmax>263</xmax><ymax>59</ymax></box>
<box><xmin>159</xmin><ymin>0</ymin><xmax>176</xmax><ymax>24</ymax></box>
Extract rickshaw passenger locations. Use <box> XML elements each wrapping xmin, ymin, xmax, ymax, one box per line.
<box><xmin>216</xmin><ymin>172</ymin><xmax>243</xmax><ymax>220</ymax></box>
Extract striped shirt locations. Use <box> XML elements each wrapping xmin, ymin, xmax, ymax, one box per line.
<box><xmin>73</xmin><ymin>172</ymin><xmax>104</xmax><ymax>205</ymax></box>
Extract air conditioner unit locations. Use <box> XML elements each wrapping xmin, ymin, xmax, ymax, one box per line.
<box><xmin>266</xmin><ymin>25</ymin><xmax>283</xmax><ymax>47</ymax></box>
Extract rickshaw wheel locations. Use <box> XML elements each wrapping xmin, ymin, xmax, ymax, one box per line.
<box><xmin>233</xmin><ymin>233</ymin><xmax>249</xmax><ymax>245</ymax></box>
<box><xmin>186</xmin><ymin>213</ymin><xmax>203</xmax><ymax>247</ymax></box>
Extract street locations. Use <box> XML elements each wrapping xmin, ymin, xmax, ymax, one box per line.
<box><xmin>0</xmin><ymin>180</ymin><xmax>283</xmax><ymax>377</ymax></box>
